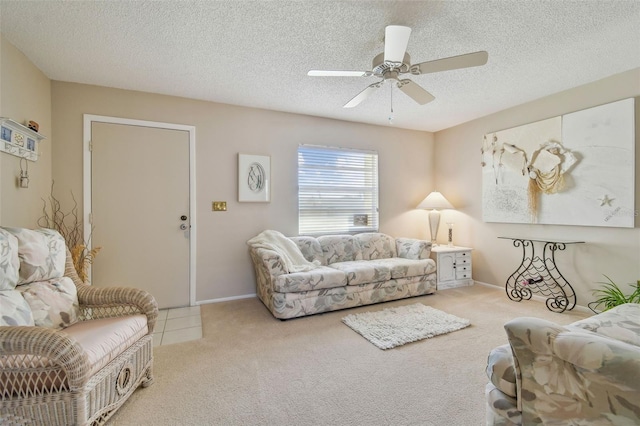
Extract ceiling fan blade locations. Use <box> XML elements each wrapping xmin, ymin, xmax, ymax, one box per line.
<box><xmin>412</xmin><ymin>51</ymin><xmax>489</xmax><ymax>75</ymax></box>
<box><xmin>384</xmin><ymin>25</ymin><xmax>412</xmax><ymax>64</ymax></box>
<box><xmin>343</xmin><ymin>82</ymin><xmax>382</xmax><ymax>108</ymax></box>
<box><xmin>308</xmin><ymin>70</ymin><xmax>371</xmax><ymax>77</ymax></box>
<box><xmin>397</xmin><ymin>79</ymin><xmax>435</xmax><ymax>105</ymax></box>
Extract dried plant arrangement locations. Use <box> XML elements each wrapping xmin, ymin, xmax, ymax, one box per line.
<box><xmin>38</xmin><ymin>181</ymin><xmax>101</xmax><ymax>282</ymax></box>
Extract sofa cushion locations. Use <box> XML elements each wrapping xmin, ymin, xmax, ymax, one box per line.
<box><xmin>0</xmin><ymin>289</ymin><xmax>35</xmax><ymax>326</ymax></box>
<box><xmin>16</xmin><ymin>277</ymin><xmax>80</xmax><ymax>329</ymax></box>
<box><xmin>275</xmin><ymin>266</ymin><xmax>347</xmax><ymax>293</ymax></box>
<box><xmin>62</xmin><ymin>314</ymin><xmax>149</xmax><ymax>375</ymax></box>
<box><xmin>0</xmin><ymin>229</ymin><xmax>20</xmax><ymax>291</ymax></box>
<box><xmin>371</xmin><ymin>258</ymin><xmax>436</xmax><ymax>279</ymax></box>
<box><xmin>329</xmin><ymin>260</ymin><xmax>391</xmax><ymax>286</ymax></box>
<box><xmin>2</xmin><ymin>227</ymin><xmax>66</xmax><ymax>285</ymax></box>
<box><xmin>354</xmin><ymin>233</ymin><xmax>396</xmax><ymax>260</ymax></box>
<box><xmin>289</xmin><ymin>236</ymin><xmax>325</xmax><ymax>265</ymax></box>
<box><xmin>396</xmin><ymin>238</ymin><xmax>432</xmax><ymax>260</ymax></box>
<box><xmin>486</xmin><ymin>343</ymin><xmax>516</xmax><ymax>398</ymax></box>
<box><xmin>568</xmin><ymin>303</ymin><xmax>640</xmax><ymax>347</ymax></box>
<box><xmin>318</xmin><ymin>235</ymin><xmax>362</xmax><ymax>264</ymax></box>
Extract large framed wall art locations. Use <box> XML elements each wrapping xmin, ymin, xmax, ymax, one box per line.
<box><xmin>482</xmin><ymin>98</ymin><xmax>635</xmax><ymax>228</ymax></box>
<box><xmin>238</xmin><ymin>154</ymin><xmax>271</xmax><ymax>202</ymax></box>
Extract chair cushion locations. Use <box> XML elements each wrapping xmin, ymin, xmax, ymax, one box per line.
<box><xmin>275</xmin><ymin>266</ymin><xmax>347</xmax><ymax>293</ymax></box>
<box><xmin>0</xmin><ymin>289</ymin><xmax>35</xmax><ymax>326</ymax></box>
<box><xmin>485</xmin><ymin>383</ymin><xmax>521</xmax><ymax>425</ymax></box>
<box><xmin>0</xmin><ymin>229</ymin><xmax>20</xmax><ymax>291</ymax></box>
<box><xmin>16</xmin><ymin>277</ymin><xmax>79</xmax><ymax>329</ymax></box>
<box><xmin>486</xmin><ymin>343</ymin><xmax>517</xmax><ymax>398</ymax></box>
<box><xmin>2</xmin><ymin>227</ymin><xmax>66</xmax><ymax>285</ymax></box>
<box><xmin>353</xmin><ymin>233</ymin><xmax>396</xmax><ymax>260</ymax></box>
<box><xmin>0</xmin><ymin>315</ymin><xmax>149</xmax><ymax>397</ymax></box>
<box><xmin>329</xmin><ymin>260</ymin><xmax>391</xmax><ymax>285</ymax></box>
<box><xmin>62</xmin><ymin>314</ymin><xmax>149</xmax><ymax>375</ymax></box>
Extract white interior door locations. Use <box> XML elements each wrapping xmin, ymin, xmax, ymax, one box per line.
<box><xmin>90</xmin><ymin>122</ymin><xmax>191</xmax><ymax>309</ymax></box>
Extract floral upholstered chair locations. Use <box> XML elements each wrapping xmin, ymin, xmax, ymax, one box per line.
<box><xmin>0</xmin><ymin>227</ymin><xmax>158</xmax><ymax>425</ymax></box>
<box><xmin>486</xmin><ymin>303</ymin><xmax>640</xmax><ymax>425</ymax></box>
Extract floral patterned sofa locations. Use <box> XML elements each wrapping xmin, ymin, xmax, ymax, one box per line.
<box><xmin>0</xmin><ymin>227</ymin><xmax>158</xmax><ymax>425</ymax></box>
<box><xmin>485</xmin><ymin>303</ymin><xmax>640</xmax><ymax>425</ymax></box>
<box><xmin>249</xmin><ymin>232</ymin><xmax>437</xmax><ymax>319</ymax></box>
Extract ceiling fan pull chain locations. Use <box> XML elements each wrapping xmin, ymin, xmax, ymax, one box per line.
<box><xmin>390</xmin><ymin>82</ymin><xmax>394</xmax><ymax>113</ymax></box>
<box><xmin>388</xmin><ymin>82</ymin><xmax>394</xmax><ymax>125</ymax></box>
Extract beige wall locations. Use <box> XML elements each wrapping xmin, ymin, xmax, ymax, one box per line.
<box><xmin>12</xmin><ymin>33</ymin><xmax>637</xmax><ymax>309</ymax></box>
<box><xmin>51</xmin><ymin>82</ymin><xmax>435</xmax><ymax>302</ymax></box>
<box><xmin>0</xmin><ymin>35</ymin><xmax>52</xmax><ymax>227</ymax></box>
<box><xmin>434</xmin><ymin>68</ymin><xmax>640</xmax><ymax>309</ymax></box>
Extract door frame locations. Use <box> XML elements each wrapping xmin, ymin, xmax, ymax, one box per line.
<box><xmin>83</xmin><ymin>114</ymin><xmax>197</xmax><ymax>306</ymax></box>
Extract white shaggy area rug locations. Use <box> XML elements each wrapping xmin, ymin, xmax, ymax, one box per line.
<box><xmin>342</xmin><ymin>303</ymin><xmax>471</xmax><ymax>349</ymax></box>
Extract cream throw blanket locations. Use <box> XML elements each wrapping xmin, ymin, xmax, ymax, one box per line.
<box><xmin>247</xmin><ymin>230</ymin><xmax>320</xmax><ymax>273</ymax></box>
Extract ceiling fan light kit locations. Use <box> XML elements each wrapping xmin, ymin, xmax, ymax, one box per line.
<box><xmin>308</xmin><ymin>25</ymin><xmax>489</xmax><ymax>110</ymax></box>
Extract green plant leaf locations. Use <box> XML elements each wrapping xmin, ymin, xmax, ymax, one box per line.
<box><xmin>591</xmin><ymin>275</ymin><xmax>639</xmax><ymax>312</ymax></box>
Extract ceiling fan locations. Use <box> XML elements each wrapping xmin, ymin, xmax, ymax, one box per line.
<box><xmin>308</xmin><ymin>25</ymin><xmax>488</xmax><ymax>108</ymax></box>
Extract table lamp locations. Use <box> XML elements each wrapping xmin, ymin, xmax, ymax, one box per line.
<box><xmin>417</xmin><ymin>191</ymin><xmax>454</xmax><ymax>245</ymax></box>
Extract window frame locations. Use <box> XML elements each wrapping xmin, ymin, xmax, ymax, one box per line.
<box><xmin>297</xmin><ymin>144</ymin><xmax>379</xmax><ymax>236</ymax></box>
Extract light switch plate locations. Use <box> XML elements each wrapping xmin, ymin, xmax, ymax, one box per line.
<box><xmin>212</xmin><ymin>201</ymin><xmax>227</xmax><ymax>211</ymax></box>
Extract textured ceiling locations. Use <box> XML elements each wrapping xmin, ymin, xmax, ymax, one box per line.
<box><xmin>1</xmin><ymin>1</ymin><xmax>639</xmax><ymax>132</ymax></box>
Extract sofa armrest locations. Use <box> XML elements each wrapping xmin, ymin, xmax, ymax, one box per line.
<box><xmin>0</xmin><ymin>326</ymin><xmax>91</xmax><ymax>390</ymax></box>
<box><xmin>396</xmin><ymin>238</ymin><xmax>432</xmax><ymax>260</ymax></box>
<box><xmin>250</xmin><ymin>247</ymin><xmax>289</xmax><ymax>275</ymax></box>
<box><xmin>76</xmin><ymin>284</ymin><xmax>158</xmax><ymax>334</ymax></box>
<box><xmin>505</xmin><ymin>317</ymin><xmax>640</xmax><ymax>424</ymax></box>
<box><xmin>249</xmin><ymin>247</ymin><xmax>288</xmax><ymax>292</ymax></box>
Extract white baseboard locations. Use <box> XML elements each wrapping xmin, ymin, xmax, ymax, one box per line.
<box><xmin>196</xmin><ymin>293</ymin><xmax>257</xmax><ymax>305</ymax></box>
<box><xmin>473</xmin><ymin>280</ymin><xmax>592</xmax><ymax>314</ymax></box>
<box><xmin>474</xmin><ymin>280</ymin><xmax>500</xmax><ymax>289</ymax></box>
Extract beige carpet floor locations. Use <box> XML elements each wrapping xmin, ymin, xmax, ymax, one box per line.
<box><xmin>108</xmin><ymin>285</ymin><xmax>589</xmax><ymax>426</ymax></box>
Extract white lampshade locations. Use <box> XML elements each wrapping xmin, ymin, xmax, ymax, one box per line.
<box><xmin>416</xmin><ymin>191</ymin><xmax>454</xmax><ymax>210</ymax></box>
<box><xmin>417</xmin><ymin>191</ymin><xmax>454</xmax><ymax>246</ymax></box>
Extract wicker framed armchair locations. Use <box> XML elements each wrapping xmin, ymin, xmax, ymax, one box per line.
<box><xmin>0</xmin><ymin>227</ymin><xmax>158</xmax><ymax>425</ymax></box>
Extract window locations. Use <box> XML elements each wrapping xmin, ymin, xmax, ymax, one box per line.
<box><xmin>298</xmin><ymin>145</ymin><xmax>379</xmax><ymax>235</ymax></box>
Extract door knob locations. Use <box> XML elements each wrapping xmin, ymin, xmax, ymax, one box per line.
<box><xmin>180</xmin><ymin>224</ymin><xmax>188</xmax><ymax>230</ymax></box>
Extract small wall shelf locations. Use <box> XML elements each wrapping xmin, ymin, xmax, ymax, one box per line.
<box><xmin>0</xmin><ymin>118</ymin><xmax>46</xmax><ymax>161</ymax></box>
<box><xmin>498</xmin><ymin>237</ymin><xmax>584</xmax><ymax>312</ymax></box>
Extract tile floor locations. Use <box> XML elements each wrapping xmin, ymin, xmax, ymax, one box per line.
<box><xmin>153</xmin><ymin>305</ymin><xmax>202</xmax><ymax>347</ymax></box>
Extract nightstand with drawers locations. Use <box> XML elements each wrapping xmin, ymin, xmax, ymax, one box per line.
<box><xmin>429</xmin><ymin>246</ymin><xmax>473</xmax><ymax>289</ymax></box>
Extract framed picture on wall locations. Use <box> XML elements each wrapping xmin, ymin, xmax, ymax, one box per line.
<box><xmin>481</xmin><ymin>97</ymin><xmax>634</xmax><ymax>228</ymax></box>
<box><xmin>238</xmin><ymin>154</ymin><xmax>270</xmax><ymax>202</ymax></box>
<box><xmin>1</xmin><ymin>126</ymin><xmax>12</xmax><ymax>142</ymax></box>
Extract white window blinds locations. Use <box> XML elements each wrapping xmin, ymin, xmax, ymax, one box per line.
<box><xmin>298</xmin><ymin>145</ymin><xmax>379</xmax><ymax>235</ymax></box>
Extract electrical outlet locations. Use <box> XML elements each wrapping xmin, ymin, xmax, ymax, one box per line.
<box><xmin>212</xmin><ymin>201</ymin><xmax>227</xmax><ymax>211</ymax></box>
